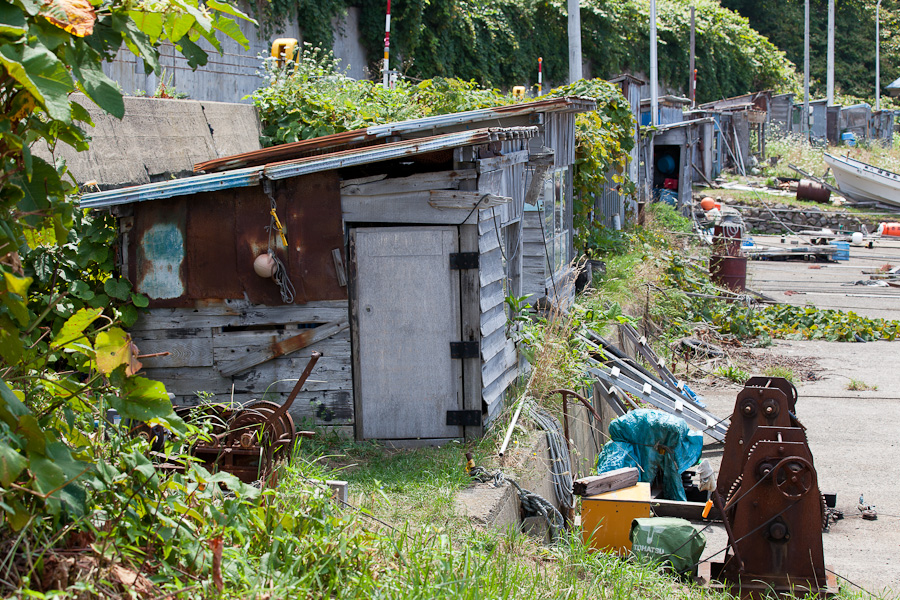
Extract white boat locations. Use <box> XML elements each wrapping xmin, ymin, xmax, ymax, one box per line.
<box><xmin>823</xmin><ymin>153</ymin><xmax>900</xmax><ymax>207</ymax></box>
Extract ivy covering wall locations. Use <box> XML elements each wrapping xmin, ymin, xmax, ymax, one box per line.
<box><xmin>259</xmin><ymin>0</ymin><xmax>798</xmax><ymax>103</ymax></box>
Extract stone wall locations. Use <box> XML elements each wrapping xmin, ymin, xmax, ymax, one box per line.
<box><xmin>695</xmin><ymin>197</ymin><xmax>888</xmax><ymax>235</ymax></box>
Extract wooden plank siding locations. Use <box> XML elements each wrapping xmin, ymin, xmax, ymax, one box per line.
<box><xmin>476</xmin><ymin>155</ymin><xmax>527</xmax><ymax>426</ymax></box>
<box><xmin>131</xmin><ymin>300</ymin><xmax>353</xmax><ymax>427</ymax></box>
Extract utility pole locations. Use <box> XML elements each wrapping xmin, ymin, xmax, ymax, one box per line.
<box><xmin>568</xmin><ymin>0</ymin><xmax>583</xmax><ymax>83</ymax></box>
<box><xmin>877</xmin><ymin>0</ymin><xmax>882</xmax><ymax>111</ymax></box>
<box><xmin>804</xmin><ymin>0</ymin><xmax>810</xmax><ymax>140</ymax></box>
<box><xmin>689</xmin><ymin>5</ymin><xmax>696</xmax><ymax>108</ymax></box>
<box><xmin>382</xmin><ymin>0</ymin><xmax>391</xmax><ymax>88</ymax></box>
<box><xmin>827</xmin><ymin>0</ymin><xmax>834</xmax><ymax>105</ymax></box>
<box><xmin>650</xmin><ymin>0</ymin><xmax>659</xmax><ymax>126</ymax></box>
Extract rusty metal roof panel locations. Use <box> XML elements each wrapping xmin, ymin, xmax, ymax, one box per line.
<box><xmin>263</xmin><ymin>127</ymin><xmax>538</xmax><ymax>181</ymax></box>
<box><xmin>194</xmin><ymin>97</ymin><xmax>595</xmax><ymax>174</ymax></box>
<box><xmin>194</xmin><ymin>129</ymin><xmax>378</xmax><ymax>173</ymax></box>
<box><xmin>81</xmin><ymin>127</ymin><xmax>538</xmax><ymax>209</ymax></box>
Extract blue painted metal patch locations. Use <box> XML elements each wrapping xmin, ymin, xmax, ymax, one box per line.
<box><xmin>138</xmin><ymin>223</ymin><xmax>186</xmax><ymax>299</ymax></box>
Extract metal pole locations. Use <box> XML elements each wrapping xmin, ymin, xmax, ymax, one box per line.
<box><xmin>689</xmin><ymin>5</ymin><xmax>696</xmax><ymax>108</ymax></box>
<box><xmin>877</xmin><ymin>0</ymin><xmax>882</xmax><ymax>111</ymax></box>
<box><xmin>827</xmin><ymin>0</ymin><xmax>835</xmax><ymax>105</ymax></box>
<box><xmin>804</xmin><ymin>0</ymin><xmax>810</xmax><ymax>141</ymax></box>
<box><xmin>382</xmin><ymin>0</ymin><xmax>391</xmax><ymax>88</ymax></box>
<box><xmin>537</xmin><ymin>57</ymin><xmax>543</xmax><ymax>95</ymax></box>
<box><xmin>650</xmin><ymin>0</ymin><xmax>659</xmax><ymax>127</ymax></box>
<box><xmin>568</xmin><ymin>0</ymin><xmax>583</xmax><ymax>83</ymax></box>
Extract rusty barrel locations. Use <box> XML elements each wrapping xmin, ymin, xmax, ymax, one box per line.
<box><xmin>710</xmin><ymin>255</ymin><xmax>747</xmax><ymax>292</ymax></box>
<box><xmin>796</xmin><ymin>179</ymin><xmax>831</xmax><ymax>203</ymax></box>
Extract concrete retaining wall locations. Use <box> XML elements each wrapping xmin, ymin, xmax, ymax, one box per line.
<box><xmin>36</xmin><ymin>94</ymin><xmax>261</xmax><ymax>191</ymax></box>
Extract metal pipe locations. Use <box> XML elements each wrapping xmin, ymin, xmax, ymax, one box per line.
<box><xmin>382</xmin><ymin>0</ymin><xmax>391</xmax><ymax>88</ymax></box>
<box><xmin>689</xmin><ymin>5</ymin><xmax>696</xmax><ymax>108</ymax></box>
<box><xmin>498</xmin><ymin>396</ymin><xmax>527</xmax><ymax>457</ymax></box>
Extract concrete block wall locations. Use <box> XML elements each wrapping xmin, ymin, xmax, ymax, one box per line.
<box><xmin>102</xmin><ymin>3</ymin><xmax>369</xmax><ymax>104</ymax></box>
<box><xmin>35</xmin><ymin>94</ymin><xmax>261</xmax><ymax>191</ymax></box>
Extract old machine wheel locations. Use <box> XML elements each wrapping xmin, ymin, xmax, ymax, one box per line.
<box><xmin>139</xmin><ymin>351</ymin><xmax>321</xmax><ymax>485</ymax></box>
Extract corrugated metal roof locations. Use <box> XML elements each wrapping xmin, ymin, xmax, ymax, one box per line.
<box><xmin>81</xmin><ymin>127</ymin><xmax>538</xmax><ymax>210</ymax></box>
<box><xmin>194</xmin><ymin>96</ymin><xmax>595</xmax><ymax>173</ymax></box>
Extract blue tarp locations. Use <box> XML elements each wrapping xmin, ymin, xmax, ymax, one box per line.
<box><xmin>595</xmin><ymin>409</ymin><xmax>703</xmax><ymax>501</ymax></box>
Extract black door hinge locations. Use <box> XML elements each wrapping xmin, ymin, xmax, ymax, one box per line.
<box><xmin>447</xmin><ymin>410</ymin><xmax>482</xmax><ymax>427</ymax></box>
<box><xmin>449</xmin><ymin>252</ymin><xmax>479</xmax><ymax>270</ymax></box>
<box><xmin>450</xmin><ymin>341</ymin><xmax>479</xmax><ymax>359</ymax></box>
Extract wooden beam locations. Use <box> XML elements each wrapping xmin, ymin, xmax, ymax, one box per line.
<box><xmin>573</xmin><ymin>467</ymin><xmax>640</xmax><ymax>496</ymax></box>
<box><xmin>428</xmin><ymin>190</ymin><xmax>511</xmax><ymax>210</ymax></box>
<box><xmin>341</xmin><ymin>169</ymin><xmax>476</xmax><ymax>196</ymax></box>
<box><xmin>218</xmin><ymin>318</ymin><xmax>349</xmax><ymax>376</ymax></box>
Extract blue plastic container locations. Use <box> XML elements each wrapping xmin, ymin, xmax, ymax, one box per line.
<box><xmin>656</xmin><ymin>189</ymin><xmax>678</xmax><ymax>206</ymax></box>
<box><xmin>841</xmin><ymin>132</ymin><xmax>857</xmax><ymax>147</ymax></box>
<box><xmin>829</xmin><ymin>240</ymin><xmax>850</xmax><ymax>261</ymax></box>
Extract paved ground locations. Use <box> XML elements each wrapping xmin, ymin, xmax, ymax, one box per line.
<box><xmin>690</xmin><ymin>234</ymin><xmax>900</xmax><ymax>597</ymax></box>
<box><xmin>747</xmin><ymin>234</ymin><xmax>900</xmax><ymax>320</ymax></box>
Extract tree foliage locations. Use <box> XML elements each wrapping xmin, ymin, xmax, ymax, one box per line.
<box><xmin>722</xmin><ymin>0</ymin><xmax>900</xmax><ymax>101</ymax></box>
<box><xmin>0</xmin><ymin>0</ymin><xmax>252</xmax><ymax>563</ymax></box>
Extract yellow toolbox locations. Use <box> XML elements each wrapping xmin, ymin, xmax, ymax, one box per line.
<box><xmin>581</xmin><ymin>482</ymin><xmax>651</xmax><ymax>555</ymax></box>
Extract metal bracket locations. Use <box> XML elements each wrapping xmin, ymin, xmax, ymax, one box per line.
<box><xmin>450</xmin><ymin>341</ymin><xmax>479</xmax><ymax>359</ymax></box>
<box><xmin>446</xmin><ymin>410</ymin><xmax>482</xmax><ymax>427</ymax></box>
<box><xmin>449</xmin><ymin>252</ymin><xmax>479</xmax><ymax>270</ymax></box>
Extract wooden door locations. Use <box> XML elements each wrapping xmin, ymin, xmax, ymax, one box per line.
<box><xmin>351</xmin><ymin>226</ymin><xmax>463</xmax><ymax>440</ymax></box>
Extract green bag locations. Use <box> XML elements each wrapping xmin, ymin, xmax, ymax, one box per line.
<box><xmin>629</xmin><ymin>517</ymin><xmax>706</xmax><ymax>574</ymax></box>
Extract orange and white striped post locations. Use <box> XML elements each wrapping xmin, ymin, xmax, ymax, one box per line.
<box><xmin>382</xmin><ymin>0</ymin><xmax>391</xmax><ymax>88</ymax></box>
<box><xmin>537</xmin><ymin>57</ymin><xmax>543</xmax><ymax>95</ymax></box>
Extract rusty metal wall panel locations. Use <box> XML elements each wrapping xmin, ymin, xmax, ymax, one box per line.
<box><xmin>131</xmin><ymin>173</ymin><xmax>348</xmax><ymax>308</ymax></box>
<box><xmin>185</xmin><ymin>189</ymin><xmax>239</xmax><ymax>300</ymax></box>
<box><xmin>280</xmin><ymin>172</ymin><xmax>348</xmax><ymax>302</ymax></box>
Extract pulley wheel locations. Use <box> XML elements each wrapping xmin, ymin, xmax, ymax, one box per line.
<box><xmin>773</xmin><ymin>457</ymin><xmax>814</xmax><ymax>499</ymax></box>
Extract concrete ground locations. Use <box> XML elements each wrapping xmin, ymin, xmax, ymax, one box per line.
<box><xmin>746</xmin><ymin>234</ymin><xmax>900</xmax><ymax>320</ymax></box>
<box><xmin>690</xmin><ymin>234</ymin><xmax>900</xmax><ymax>597</ymax></box>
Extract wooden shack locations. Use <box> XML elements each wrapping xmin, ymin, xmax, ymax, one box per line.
<box><xmin>81</xmin><ymin>98</ymin><xmax>595</xmax><ymax>442</ymax></box>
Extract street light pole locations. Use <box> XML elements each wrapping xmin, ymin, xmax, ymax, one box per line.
<box><xmin>804</xmin><ymin>0</ymin><xmax>810</xmax><ymax>140</ymax></box>
<box><xmin>568</xmin><ymin>0</ymin><xmax>583</xmax><ymax>83</ymax></box>
<box><xmin>650</xmin><ymin>0</ymin><xmax>659</xmax><ymax>127</ymax></box>
<box><xmin>827</xmin><ymin>0</ymin><xmax>834</xmax><ymax>105</ymax></box>
<box><xmin>877</xmin><ymin>0</ymin><xmax>882</xmax><ymax>111</ymax></box>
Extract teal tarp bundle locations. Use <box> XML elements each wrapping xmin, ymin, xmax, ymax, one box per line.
<box><xmin>595</xmin><ymin>409</ymin><xmax>703</xmax><ymax>501</ymax></box>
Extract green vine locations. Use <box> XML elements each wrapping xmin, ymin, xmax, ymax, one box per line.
<box><xmin>258</xmin><ymin>0</ymin><xmax>797</xmax><ymax>102</ymax></box>
<box><xmin>250</xmin><ymin>48</ymin><xmax>637</xmax><ymax>260</ymax></box>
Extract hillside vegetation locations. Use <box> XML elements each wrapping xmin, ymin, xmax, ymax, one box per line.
<box><xmin>264</xmin><ymin>0</ymin><xmax>797</xmax><ymax>102</ymax></box>
<box><xmin>723</xmin><ymin>0</ymin><xmax>900</xmax><ymax>102</ymax></box>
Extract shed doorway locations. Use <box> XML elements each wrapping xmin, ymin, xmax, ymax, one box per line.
<box><xmin>350</xmin><ymin>226</ymin><xmax>464</xmax><ymax>440</ymax></box>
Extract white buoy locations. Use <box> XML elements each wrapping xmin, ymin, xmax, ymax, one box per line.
<box><xmin>253</xmin><ymin>253</ymin><xmax>276</xmax><ymax>278</ymax></box>
<box><xmin>851</xmin><ymin>231</ymin><xmax>864</xmax><ymax>246</ymax></box>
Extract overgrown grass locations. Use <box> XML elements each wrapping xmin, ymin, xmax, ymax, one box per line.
<box><xmin>762</xmin><ymin>132</ymin><xmax>900</xmax><ymax>183</ymax></box>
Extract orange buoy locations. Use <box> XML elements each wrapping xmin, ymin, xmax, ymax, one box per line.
<box><xmin>880</xmin><ymin>223</ymin><xmax>900</xmax><ymax>237</ymax></box>
<box><xmin>700</xmin><ymin>197</ymin><xmax>716</xmax><ymax>211</ymax></box>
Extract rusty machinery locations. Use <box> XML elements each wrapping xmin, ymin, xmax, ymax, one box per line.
<box><xmin>136</xmin><ymin>352</ymin><xmax>320</xmax><ymax>484</ymax></box>
<box><xmin>706</xmin><ymin>377</ymin><xmax>835</xmax><ymax>597</ymax></box>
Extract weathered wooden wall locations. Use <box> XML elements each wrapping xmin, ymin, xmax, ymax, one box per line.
<box><xmin>132</xmin><ymin>299</ymin><xmax>352</xmax><ymax>428</ymax></box>
<box><xmin>477</xmin><ymin>149</ymin><xmax>527</xmax><ymax>426</ymax></box>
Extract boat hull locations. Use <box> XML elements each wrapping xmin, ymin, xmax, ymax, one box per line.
<box><xmin>824</xmin><ymin>153</ymin><xmax>900</xmax><ymax>207</ymax></box>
